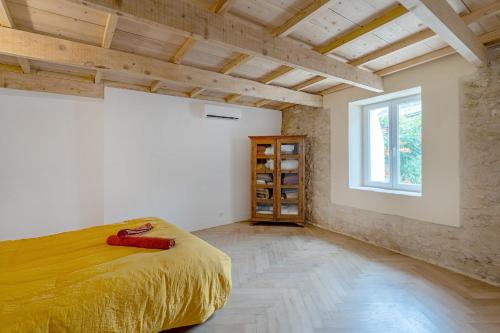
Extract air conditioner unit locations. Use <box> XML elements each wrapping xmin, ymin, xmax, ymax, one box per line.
<box><xmin>203</xmin><ymin>104</ymin><xmax>242</xmax><ymax>120</ymax></box>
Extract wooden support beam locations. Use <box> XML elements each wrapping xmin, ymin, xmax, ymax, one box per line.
<box><xmin>0</xmin><ymin>0</ymin><xmax>30</xmax><ymax>73</ymax></box>
<box><xmin>0</xmin><ymin>0</ymin><xmax>13</xmax><ymax>27</ymax></box>
<box><xmin>461</xmin><ymin>1</ymin><xmax>500</xmax><ymax>25</ymax></box>
<box><xmin>96</xmin><ymin>13</ymin><xmax>118</xmax><ymax>85</ymax></box>
<box><xmin>255</xmin><ymin>99</ymin><xmax>272</xmax><ymax>108</ymax></box>
<box><xmin>399</xmin><ymin>0</ymin><xmax>488</xmax><ymax>66</ymax></box>
<box><xmin>291</xmin><ymin>75</ymin><xmax>326</xmax><ymax>91</ymax></box>
<box><xmin>0</xmin><ymin>27</ymin><xmax>322</xmax><ymax>107</ymax></box>
<box><xmin>189</xmin><ymin>87</ymin><xmax>205</xmax><ymax>98</ymax></box>
<box><xmin>17</xmin><ymin>58</ymin><xmax>31</xmax><ymax>74</ymax></box>
<box><xmin>102</xmin><ymin>13</ymin><xmax>119</xmax><ymax>48</ymax></box>
<box><xmin>150</xmin><ymin>80</ymin><xmax>163</xmax><ymax>92</ymax></box>
<box><xmin>0</xmin><ymin>68</ymin><xmax>103</xmax><ymax>98</ymax></box>
<box><xmin>209</xmin><ymin>0</ymin><xmax>236</xmax><ymax>14</ymax></box>
<box><xmin>63</xmin><ymin>0</ymin><xmax>384</xmax><ymax>92</ymax></box>
<box><xmin>271</xmin><ymin>0</ymin><xmax>330</xmax><ymax>38</ymax></box>
<box><xmin>260</xmin><ymin>66</ymin><xmax>295</xmax><ymax>84</ymax></box>
<box><xmin>318</xmin><ymin>83</ymin><xmax>351</xmax><ymax>96</ymax></box>
<box><xmin>314</xmin><ymin>4</ymin><xmax>409</xmax><ymax>54</ymax></box>
<box><xmin>188</xmin><ymin>53</ymin><xmax>251</xmax><ymax>98</ymax></box>
<box><xmin>94</xmin><ymin>70</ymin><xmax>103</xmax><ymax>84</ymax></box>
<box><xmin>171</xmin><ymin>38</ymin><xmax>195</xmax><ymax>64</ymax></box>
<box><xmin>349</xmin><ymin>29</ymin><xmax>435</xmax><ymax>66</ymax></box>
<box><xmin>348</xmin><ymin>2</ymin><xmax>500</xmax><ymax>67</ymax></box>
<box><xmin>225</xmin><ymin>94</ymin><xmax>242</xmax><ymax>103</ymax></box>
<box><xmin>320</xmin><ymin>27</ymin><xmax>500</xmax><ymax>95</ymax></box>
<box><xmin>219</xmin><ymin>53</ymin><xmax>251</xmax><ymax>75</ymax></box>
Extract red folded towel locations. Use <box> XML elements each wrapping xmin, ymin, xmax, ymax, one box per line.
<box><xmin>107</xmin><ymin>235</ymin><xmax>175</xmax><ymax>249</ymax></box>
<box><xmin>117</xmin><ymin>223</ymin><xmax>153</xmax><ymax>237</ymax></box>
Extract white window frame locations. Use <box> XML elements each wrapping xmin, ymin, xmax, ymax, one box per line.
<box><xmin>362</xmin><ymin>94</ymin><xmax>422</xmax><ymax>193</ymax></box>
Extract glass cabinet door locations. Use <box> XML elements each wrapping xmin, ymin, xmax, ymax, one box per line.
<box><xmin>276</xmin><ymin>138</ymin><xmax>303</xmax><ymax>221</ymax></box>
<box><xmin>252</xmin><ymin>138</ymin><xmax>277</xmax><ymax>220</ymax></box>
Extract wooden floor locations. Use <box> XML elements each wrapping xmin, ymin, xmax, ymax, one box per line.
<box><xmin>170</xmin><ymin>222</ymin><xmax>500</xmax><ymax>333</ymax></box>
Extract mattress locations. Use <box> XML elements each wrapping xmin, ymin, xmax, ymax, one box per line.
<box><xmin>0</xmin><ymin>218</ymin><xmax>231</xmax><ymax>332</ymax></box>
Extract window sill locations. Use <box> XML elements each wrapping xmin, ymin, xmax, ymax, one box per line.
<box><xmin>350</xmin><ymin>186</ymin><xmax>422</xmax><ymax>197</ymax></box>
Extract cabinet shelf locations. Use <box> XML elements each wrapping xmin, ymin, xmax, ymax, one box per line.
<box><xmin>280</xmin><ymin>169</ymin><xmax>298</xmax><ymax>174</ymax></box>
<box><xmin>256</xmin><ymin>169</ymin><xmax>274</xmax><ymax>174</ymax></box>
<box><xmin>280</xmin><ymin>154</ymin><xmax>299</xmax><ymax>159</ymax></box>
<box><xmin>250</xmin><ymin>135</ymin><xmax>306</xmax><ymax>226</ymax></box>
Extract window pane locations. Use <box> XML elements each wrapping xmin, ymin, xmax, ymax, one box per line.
<box><xmin>398</xmin><ymin>99</ymin><xmax>422</xmax><ymax>186</ymax></box>
<box><xmin>368</xmin><ymin>106</ymin><xmax>390</xmax><ymax>183</ymax></box>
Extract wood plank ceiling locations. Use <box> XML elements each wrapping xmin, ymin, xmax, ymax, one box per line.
<box><xmin>0</xmin><ymin>0</ymin><xmax>499</xmax><ymax>110</ymax></box>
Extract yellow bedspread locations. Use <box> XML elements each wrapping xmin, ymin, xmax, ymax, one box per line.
<box><xmin>0</xmin><ymin>218</ymin><xmax>231</xmax><ymax>332</ymax></box>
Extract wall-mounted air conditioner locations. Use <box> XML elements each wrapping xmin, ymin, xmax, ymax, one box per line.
<box><xmin>203</xmin><ymin>104</ymin><xmax>241</xmax><ymax>120</ymax></box>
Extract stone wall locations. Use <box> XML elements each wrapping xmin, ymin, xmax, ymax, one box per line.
<box><xmin>282</xmin><ymin>48</ymin><xmax>500</xmax><ymax>286</ymax></box>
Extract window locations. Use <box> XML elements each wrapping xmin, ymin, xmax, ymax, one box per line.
<box><xmin>363</xmin><ymin>94</ymin><xmax>422</xmax><ymax>192</ymax></box>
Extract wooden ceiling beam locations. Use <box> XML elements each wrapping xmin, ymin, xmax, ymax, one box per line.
<box><xmin>0</xmin><ymin>27</ymin><xmax>322</xmax><ymax>107</ymax></box>
<box><xmin>291</xmin><ymin>75</ymin><xmax>326</xmax><ymax>91</ymax></box>
<box><xmin>271</xmin><ymin>0</ymin><xmax>331</xmax><ymax>38</ymax></box>
<box><xmin>0</xmin><ymin>67</ymin><xmax>103</xmax><ymax>98</ymax></box>
<box><xmin>96</xmin><ymin>13</ymin><xmax>119</xmax><ymax>84</ymax></box>
<box><xmin>171</xmin><ymin>38</ymin><xmax>196</xmax><ymax>64</ymax></box>
<box><xmin>348</xmin><ymin>2</ymin><xmax>500</xmax><ymax>67</ymax></box>
<box><xmin>320</xmin><ymin>27</ymin><xmax>500</xmax><ymax>95</ymax></box>
<box><xmin>187</xmin><ymin>53</ymin><xmax>251</xmax><ymax>98</ymax></box>
<box><xmin>209</xmin><ymin>0</ymin><xmax>236</xmax><ymax>14</ymax></box>
<box><xmin>250</xmin><ymin>3</ymin><xmax>408</xmax><ymax>107</ymax></box>
<box><xmin>102</xmin><ymin>13</ymin><xmax>118</xmax><ymax>48</ymax></box>
<box><xmin>399</xmin><ymin>0</ymin><xmax>488</xmax><ymax>66</ymax></box>
<box><xmin>150</xmin><ymin>80</ymin><xmax>163</xmax><ymax>92</ymax></box>
<box><xmin>63</xmin><ymin>0</ymin><xmax>384</xmax><ymax>92</ymax></box>
<box><xmin>0</xmin><ymin>0</ymin><xmax>30</xmax><ymax>73</ymax></box>
<box><xmin>314</xmin><ymin>4</ymin><xmax>409</xmax><ymax>55</ymax></box>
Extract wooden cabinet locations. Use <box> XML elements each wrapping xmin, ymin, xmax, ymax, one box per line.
<box><xmin>249</xmin><ymin>135</ymin><xmax>306</xmax><ymax>226</ymax></box>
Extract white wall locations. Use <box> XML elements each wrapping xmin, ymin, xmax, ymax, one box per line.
<box><xmin>0</xmin><ymin>87</ymin><xmax>281</xmax><ymax>240</ymax></box>
<box><xmin>0</xmin><ymin>89</ymin><xmax>104</xmax><ymax>240</ymax></box>
<box><xmin>325</xmin><ymin>54</ymin><xmax>476</xmax><ymax>227</ymax></box>
<box><xmin>103</xmin><ymin>88</ymin><xmax>281</xmax><ymax>231</ymax></box>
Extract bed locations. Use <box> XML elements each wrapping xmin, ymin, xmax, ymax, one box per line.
<box><xmin>0</xmin><ymin>217</ymin><xmax>231</xmax><ymax>332</ymax></box>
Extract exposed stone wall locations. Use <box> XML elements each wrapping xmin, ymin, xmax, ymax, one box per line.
<box><xmin>282</xmin><ymin>48</ymin><xmax>500</xmax><ymax>286</ymax></box>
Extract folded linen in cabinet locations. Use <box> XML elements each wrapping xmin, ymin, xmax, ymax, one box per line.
<box><xmin>282</xmin><ymin>174</ymin><xmax>298</xmax><ymax>185</ymax></box>
<box><xmin>281</xmin><ymin>144</ymin><xmax>295</xmax><ymax>153</ymax></box>
<box><xmin>281</xmin><ymin>160</ymin><xmax>298</xmax><ymax>170</ymax></box>
<box><xmin>265</xmin><ymin>159</ymin><xmax>274</xmax><ymax>170</ymax></box>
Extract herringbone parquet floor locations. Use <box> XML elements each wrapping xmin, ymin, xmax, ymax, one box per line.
<box><xmin>170</xmin><ymin>222</ymin><xmax>500</xmax><ymax>333</ymax></box>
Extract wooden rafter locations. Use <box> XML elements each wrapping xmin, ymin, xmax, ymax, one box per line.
<box><xmin>399</xmin><ymin>0</ymin><xmax>487</xmax><ymax>66</ymax></box>
<box><xmin>349</xmin><ymin>2</ymin><xmax>500</xmax><ymax>67</ymax></box>
<box><xmin>319</xmin><ymin>27</ymin><xmax>500</xmax><ymax>96</ymax></box>
<box><xmin>0</xmin><ymin>67</ymin><xmax>103</xmax><ymax>98</ymax></box>
<box><xmin>0</xmin><ymin>0</ymin><xmax>30</xmax><ymax>73</ymax></box>
<box><xmin>314</xmin><ymin>4</ymin><xmax>409</xmax><ymax>54</ymax></box>
<box><xmin>94</xmin><ymin>70</ymin><xmax>103</xmax><ymax>84</ymax></box>
<box><xmin>0</xmin><ymin>27</ymin><xmax>322</xmax><ymax>107</ymax></box>
<box><xmin>63</xmin><ymin>0</ymin><xmax>384</xmax><ymax>92</ymax></box>
<box><xmin>271</xmin><ymin>0</ymin><xmax>330</xmax><ymax>37</ymax></box>
<box><xmin>96</xmin><ymin>13</ymin><xmax>119</xmax><ymax>84</ymax></box>
<box><xmin>291</xmin><ymin>76</ymin><xmax>326</xmax><ymax>91</ymax></box>
<box><xmin>171</xmin><ymin>38</ymin><xmax>195</xmax><ymax>64</ymax></box>
<box><xmin>102</xmin><ymin>14</ymin><xmax>118</xmax><ymax>48</ymax></box>
<box><xmin>189</xmin><ymin>53</ymin><xmax>251</xmax><ymax>97</ymax></box>
<box><xmin>242</xmin><ymin>3</ymin><xmax>408</xmax><ymax>106</ymax></box>
<box><xmin>254</xmin><ymin>75</ymin><xmax>326</xmax><ymax>108</ymax></box>
<box><xmin>253</xmin><ymin>4</ymin><xmax>409</xmax><ymax>107</ymax></box>
<box><xmin>150</xmin><ymin>80</ymin><xmax>163</xmax><ymax>93</ymax></box>
<box><xmin>317</xmin><ymin>2</ymin><xmax>500</xmax><ymax>96</ymax></box>
<box><xmin>209</xmin><ymin>0</ymin><xmax>236</xmax><ymax>14</ymax></box>
<box><xmin>221</xmin><ymin>0</ymin><xmax>330</xmax><ymax>103</ymax></box>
